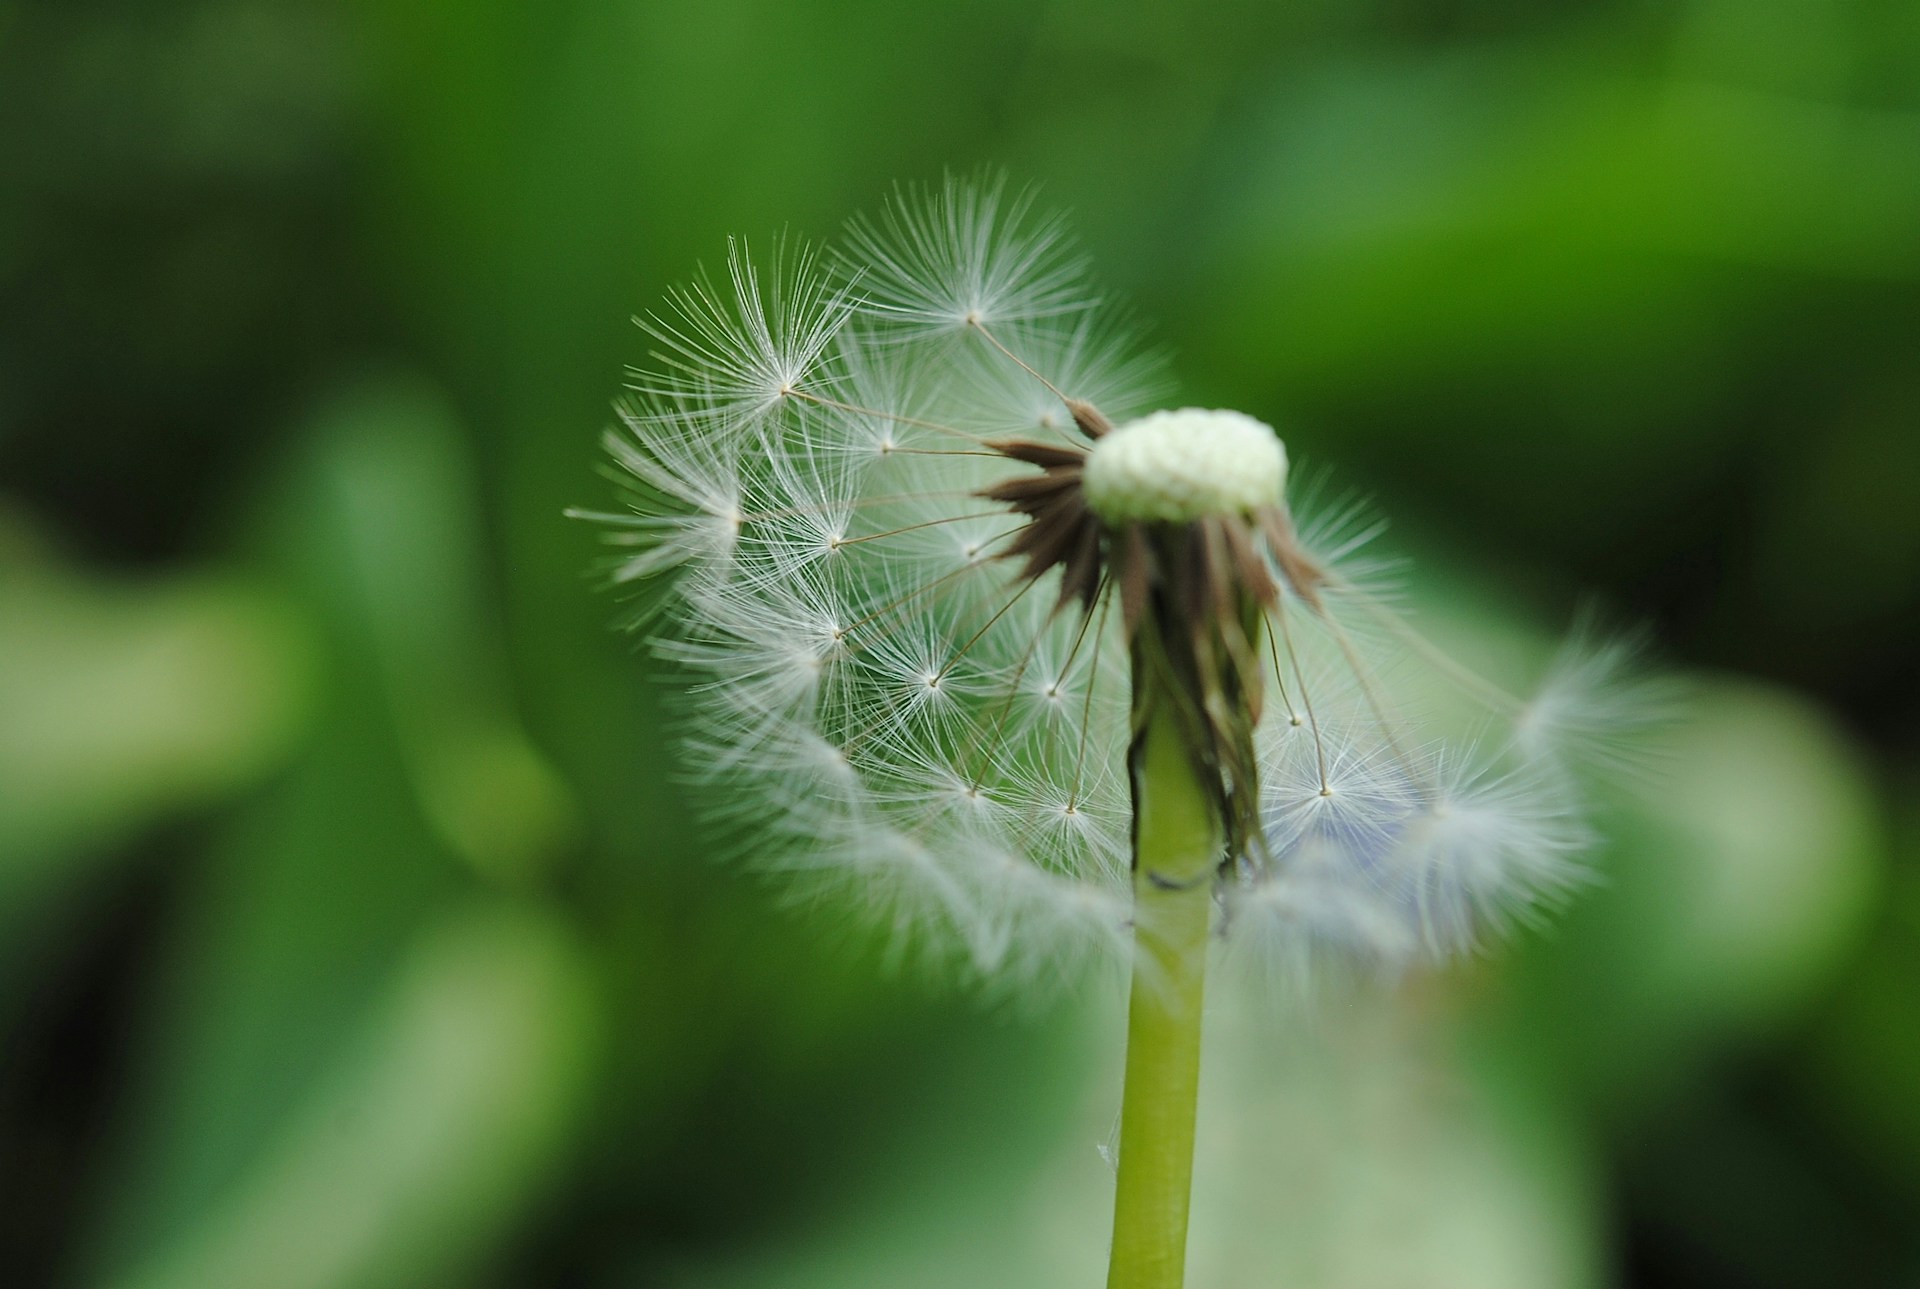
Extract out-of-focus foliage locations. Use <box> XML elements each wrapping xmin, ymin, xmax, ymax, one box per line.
<box><xmin>0</xmin><ymin>527</ymin><xmax>313</xmax><ymax>911</ymax></box>
<box><xmin>0</xmin><ymin>0</ymin><xmax>1914</xmax><ymax>1286</ymax></box>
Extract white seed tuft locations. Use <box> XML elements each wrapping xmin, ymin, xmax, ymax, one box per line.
<box><xmin>582</xmin><ymin>179</ymin><xmax>1652</xmax><ymax>994</ymax></box>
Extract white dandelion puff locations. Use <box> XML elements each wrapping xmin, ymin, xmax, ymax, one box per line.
<box><xmin>579</xmin><ymin>183</ymin><xmax>1659</xmax><ymax>996</ymax></box>
<box><xmin>579</xmin><ymin>181</ymin><xmax>1668</xmax><ymax>1285</ymax></box>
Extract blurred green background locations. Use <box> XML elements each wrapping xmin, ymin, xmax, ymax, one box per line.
<box><xmin>2</xmin><ymin>0</ymin><xmax>1917</xmax><ymax>1285</ymax></box>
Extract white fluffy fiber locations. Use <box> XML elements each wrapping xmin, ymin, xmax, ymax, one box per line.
<box><xmin>582</xmin><ymin>176</ymin><xmax>1645</xmax><ymax>994</ymax></box>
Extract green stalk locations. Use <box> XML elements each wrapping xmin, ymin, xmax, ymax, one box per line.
<box><xmin>1106</xmin><ymin>704</ymin><xmax>1221</xmax><ymax>1289</ymax></box>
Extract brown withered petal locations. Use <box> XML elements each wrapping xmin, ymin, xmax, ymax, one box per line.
<box><xmin>985</xmin><ymin>438</ymin><xmax>1089</xmax><ymax>470</ymax></box>
<box><xmin>1258</xmin><ymin>505</ymin><xmax>1326</xmax><ymax>611</ymax></box>
<box><xmin>1057</xmin><ymin>516</ymin><xmax>1105</xmax><ymax>613</ymax></box>
<box><xmin>1222</xmin><ymin>517</ymin><xmax>1279</xmax><ymax>609</ymax></box>
<box><xmin>980</xmin><ymin>472</ymin><xmax>1082</xmax><ymax>506</ymax></box>
<box><xmin>1119</xmin><ymin>522</ymin><xmax>1153</xmax><ymax>636</ymax></box>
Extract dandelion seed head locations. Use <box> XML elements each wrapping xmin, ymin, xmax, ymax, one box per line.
<box><xmin>580</xmin><ymin>178</ymin><xmax>1655</xmax><ymax>995</ymax></box>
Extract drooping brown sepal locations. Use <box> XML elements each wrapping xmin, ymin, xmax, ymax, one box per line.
<box><xmin>977</xmin><ymin>438</ymin><xmax>1102</xmax><ymax>613</ymax></box>
<box><xmin>1258</xmin><ymin>504</ymin><xmax>1326</xmax><ymax>611</ymax></box>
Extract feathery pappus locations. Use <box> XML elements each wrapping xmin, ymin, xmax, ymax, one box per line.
<box><xmin>573</xmin><ymin>176</ymin><xmax>1657</xmax><ymax>994</ymax></box>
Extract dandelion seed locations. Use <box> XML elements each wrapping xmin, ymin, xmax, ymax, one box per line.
<box><xmin>576</xmin><ymin>177</ymin><xmax>1659</xmax><ymax>1289</ymax></box>
<box><xmin>840</xmin><ymin>175</ymin><xmax>1098</xmax><ymax>335</ymax></box>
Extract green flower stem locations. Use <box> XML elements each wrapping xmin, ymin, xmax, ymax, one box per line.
<box><xmin>1106</xmin><ymin>705</ymin><xmax>1221</xmax><ymax>1289</ymax></box>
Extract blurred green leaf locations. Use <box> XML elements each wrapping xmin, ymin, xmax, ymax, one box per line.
<box><xmin>1799</xmin><ymin>790</ymin><xmax>1920</xmax><ymax>1205</ymax></box>
<box><xmin>1184</xmin><ymin>40</ymin><xmax>1920</xmax><ymax>553</ymax></box>
<box><xmin>666</xmin><ymin>985</ymin><xmax>1600</xmax><ymax>1289</ymax></box>
<box><xmin>103</xmin><ymin>902</ymin><xmax>598</xmax><ymax>1289</ymax></box>
<box><xmin>1490</xmin><ymin>675</ymin><xmax>1884</xmax><ymax>1115</ymax></box>
<box><xmin>78</xmin><ymin>375</ymin><xmax>591</xmax><ymax>1285</ymax></box>
<box><xmin>303</xmin><ymin>374</ymin><xmax>580</xmax><ymax>887</ymax></box>
<box><xmin>0</xmin><ymin>514</ymin><xmax>315</xmax><ymax>905</ymax></box>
